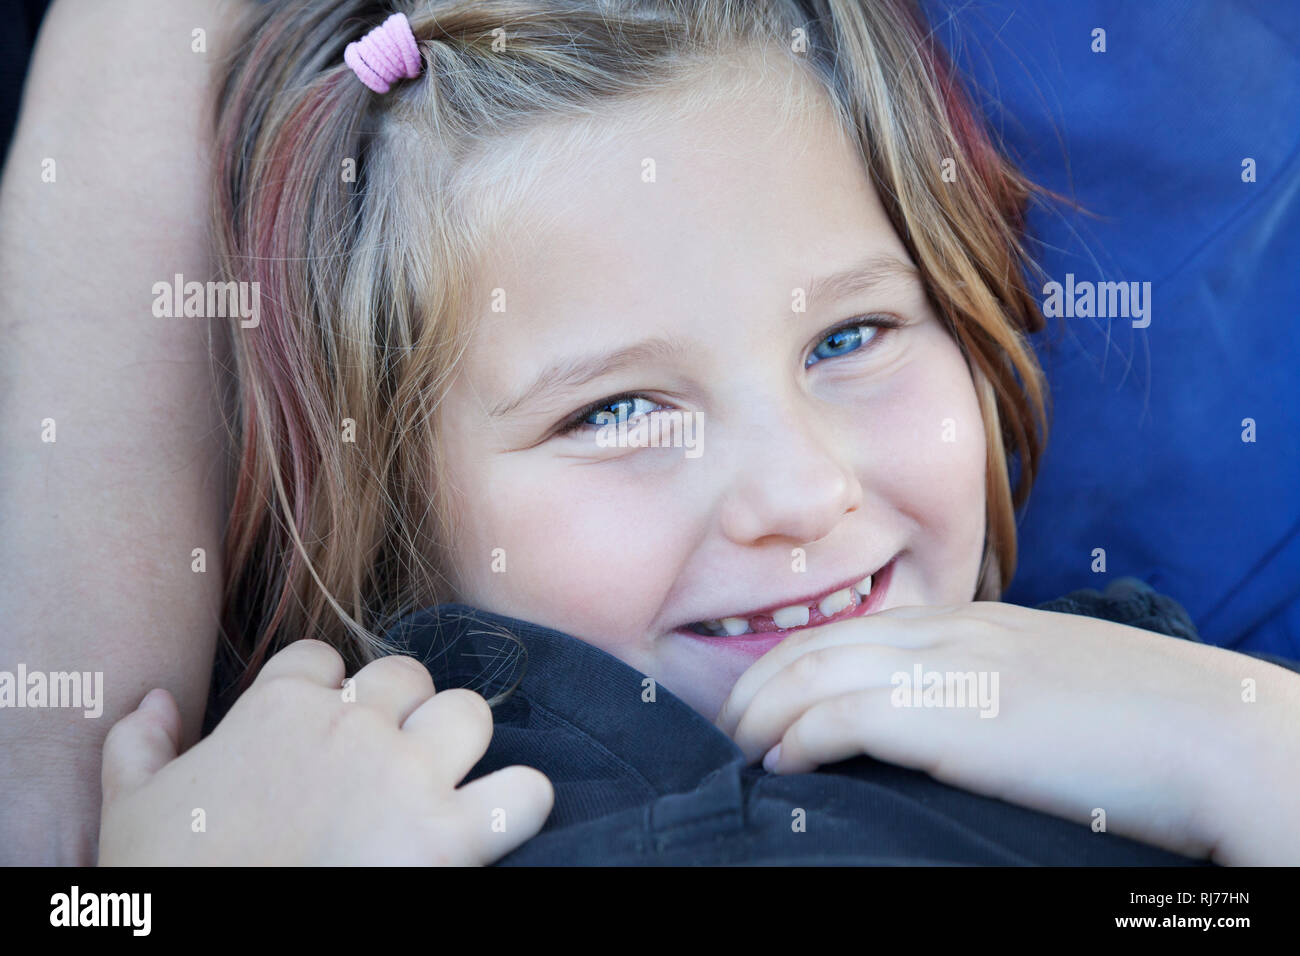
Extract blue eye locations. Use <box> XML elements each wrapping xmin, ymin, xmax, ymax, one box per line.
<box><xmin>560</xmin><ymin>394</ymin><xmax>663</xmax><ymax>434</ymax></box>
<box><xmin>805</xmin><ymin>317</ymin><xmax>901</xmax><ymax>368</ymax></box>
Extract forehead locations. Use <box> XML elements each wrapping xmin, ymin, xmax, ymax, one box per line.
<box><xmin>453</xmin><ymin>47</ymin><xmax>908</xmax><ymax>378</ymax></box>
<box><xmin>459</xmin><ymin>46</ymin><xmax>867</xmax><ymax>260</ymax></box>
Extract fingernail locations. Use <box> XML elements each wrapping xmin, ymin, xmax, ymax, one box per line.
<box><xmin>138</xmin><ymin>688</ymin><xmax>166</xmax><ymax>712</ymax></box>
<box><xmin>762</xmin><ymin>743</ymin><xmax>781</xmax><ymax>773</ymax></box>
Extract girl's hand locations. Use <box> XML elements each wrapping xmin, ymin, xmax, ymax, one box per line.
<box><xmin>98</xmin><ymin>640</ymin><xmax>553</xmax><ymax>865</ymax></box>
<box><xmin>713</xmin><ymin>602</ymin><xmax>1300</xmax><ymax>865</ymax></box>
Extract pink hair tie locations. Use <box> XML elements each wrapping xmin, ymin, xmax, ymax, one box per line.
<box><xmin>344</xmin><ymin>12</ymin><xmax>421</xmax><ymax>93</ymax></box>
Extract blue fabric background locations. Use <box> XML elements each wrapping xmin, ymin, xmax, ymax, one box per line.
<box><xmin>921</xmin><ymin>0</ymin><xmax>1300</xmax><ymax>655</ymax></box>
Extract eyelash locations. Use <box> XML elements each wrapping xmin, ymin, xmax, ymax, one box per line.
<box><xmin>555</xmin><ymin>314</ymin><xmax>904</xmax><ymax>436</ymax></box>
<box><xmin>804</xmin><ymin>314</ymin><xmax>904</xmax><ymax>368</ymax></box>
<box><xmin>557</xmin><ymin>393</ymin><xmax>660</xmax><ymax>436</ymax></box>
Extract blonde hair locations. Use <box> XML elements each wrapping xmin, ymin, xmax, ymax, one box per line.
<box><xmin>211</xmin><ymin>0</ymin><xmax>1049</xmax><ymax>694</ymax></box>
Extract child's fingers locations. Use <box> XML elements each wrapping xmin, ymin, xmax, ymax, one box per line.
<box><xmin>715</xmin><ymin>611</ymin><xmax>950</xmax><ymax>736</ymax></box>
<box><xmin>769</xmin><ymin>688</ymin><xmax>972</xmax><ymax>780</ymax></box>
<box><xmin>349</xmin><ymin>654</ymin><xmax>436</xmax><ymax>725</ymax></box>
<box><xmin>100</xmin><ymin>688</ymin><xmax>182</xmax><ymax>806</ymax></box>
<box><xmin>728</xmin><ymin>644</ymin><xmax>919</xmax><ymax>764</ymax></box>
<box><xmin>251</xmin><ymin>638</ymin><xmax>346</xmax><ymax>689</ymax></box>
<box><xmin>450</xmin><ymin>765</ymin><xmax>554</xmax><ymax>865</ymax></box>
<box><xmin>401</xmin><ymin>688</ymin><xmax>494</xmax><ymax>785</ymax></box>
<box><xmin>763</xmin><ymin>691</ymin><xmax>885</xmax><ymax>774</ymax></box>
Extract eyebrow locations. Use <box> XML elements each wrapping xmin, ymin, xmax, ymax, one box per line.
<box><xmin>803</xmin><ymin>253</ymin><xmax>919</xmax><ymax>306</ymax></box>
<box><xmin>487</xmin><ymin>336</ymin><xmax>691</xmax><ymax>419</ymax></box>
<box><xmin>487</xmin><ymin>253</ymin><xmax>920</xmax><ymax>420</ymax></box>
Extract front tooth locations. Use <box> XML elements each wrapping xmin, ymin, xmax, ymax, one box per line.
<box><xmin>819</xmin><ymin>587</ymin><xmax>853</xmax><ymax>618</ymax></box>
<box><xmin>854</xmin><ymin>575</ymin><xmax>873</xmax><ymax>597</ymax></box>
<box><xmin>698</xmin><ymin>620</ymin><xmax>726</xmax><ymax>635</ymax></box>
<box><xmin>721</xmin><ymin>617</ymin><xmax>750</xmax><ymax>636</ymax></box>
<box><xmin>772</xmin><ymin>604</ymin><xmax>811</xmax><ymax>628</ymax></box>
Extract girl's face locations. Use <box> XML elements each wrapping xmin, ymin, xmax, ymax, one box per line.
<box><xmin>438</xmin><ymin>68</ymin><xmax>987</xmax><ymax>722</ymax></box>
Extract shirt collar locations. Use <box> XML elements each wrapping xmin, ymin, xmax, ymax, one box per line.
<box><xmin>382</xmin><ymin>603</ymin><xmax>747</xmax><ymax>793</ymax></box>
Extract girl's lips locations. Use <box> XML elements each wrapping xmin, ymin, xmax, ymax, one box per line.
<box><xmin>676</xmin><ymin>556</ymin><xmax>896</xmax><ymax>657</ymax></box>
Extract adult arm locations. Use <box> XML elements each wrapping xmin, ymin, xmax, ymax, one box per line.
<box><xmin>0</xmin><ymin>0</ymin><xmax>250</xmax><ymax>864</ymax></box>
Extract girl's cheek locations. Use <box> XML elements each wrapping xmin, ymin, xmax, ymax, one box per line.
<box><xmin>460</xmin><ymin>458</ymin><xmax>689</xmax><ymax>646</ymax></box>
<box><xmin>851</xmin><ymin>341</ymin><xmax>987</xmax><ymax>599</ymax></box>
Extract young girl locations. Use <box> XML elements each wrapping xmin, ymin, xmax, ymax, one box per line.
<box><xmin>98</xmin><ymin>0</ymin><xmax>1300</xmax><ymax>865</ymax></box>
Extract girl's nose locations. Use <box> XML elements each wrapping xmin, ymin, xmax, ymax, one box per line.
<box><xmin>716</xmin><ymin>408</ymin><xmax>863</xmax><ymax>548</ymax></box>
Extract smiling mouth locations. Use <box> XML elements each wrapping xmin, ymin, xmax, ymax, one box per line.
<box><xmin>680</xmin><ymin>555</ymin><xmax>897</xmax><ymax>638</ymax></box>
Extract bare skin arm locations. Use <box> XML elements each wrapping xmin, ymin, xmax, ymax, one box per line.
<box><xmin>0</xmin><ymin>0</ymin><xmax>250</xmax><ymax>864</ymax></box>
